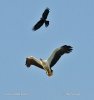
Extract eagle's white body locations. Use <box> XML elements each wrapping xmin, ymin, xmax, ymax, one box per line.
<box><xmin>27</xmin><ymin>56</ymin><xmax>53</xmax><ymax>76</ymax></box>
<box><xmin>40</xmin><ymin>59</ymin><xmax>52</xmax><ymax>76</ymax></box>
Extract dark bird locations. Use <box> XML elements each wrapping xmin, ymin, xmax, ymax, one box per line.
<box><xmin>32</xmin><ymin>8</ymin><xmax>50</xmax><ymax>31</ymax></box>
<box><xmin>25</xmin><ymin>45</ymin><xmax>73</xmax><ymax>77</ymax></box>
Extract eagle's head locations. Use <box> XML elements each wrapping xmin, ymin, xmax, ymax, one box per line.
<box><xmin>46</xmin><ymin>69</ymin><xmax>53</xmax><ymax>77</ymax></box>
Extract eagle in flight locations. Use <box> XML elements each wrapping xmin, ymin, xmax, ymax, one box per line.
<box><xmin>32</xmin><ymin>8</ymin><xmax>50</xmax><ymax>31</ymax></box>
<box><xmin>25</xmin><ymin>45</ymin><xmax>73</xmax><ymax>77</ymax></box>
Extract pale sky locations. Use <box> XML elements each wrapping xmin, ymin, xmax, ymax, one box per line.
<box><xmin>0</xmin><ymin>0</ymin><xmax>94</xmax><ymax>100</ymax></box>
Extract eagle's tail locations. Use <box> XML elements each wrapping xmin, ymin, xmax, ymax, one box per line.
<box><xmin>45</xmin><ymin>20</ymin><xmax>49</xmax><ymax>27</ymax></box>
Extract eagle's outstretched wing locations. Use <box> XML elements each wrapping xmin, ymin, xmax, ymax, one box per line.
<box><xmin>47</xmin><ymin>45</ymin><xmax>73</xmax><ymax>68</ymax></box>
<box><xmin>25</xmin><ymin>56</ymin><xmax>44</xmax><ymax>69</ymax></box>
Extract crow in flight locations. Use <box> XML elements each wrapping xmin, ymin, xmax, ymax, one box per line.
<box><xmin>32</xmin><ymin>8</ymin><xmax>50</xmax><ymax>31</ymax></box>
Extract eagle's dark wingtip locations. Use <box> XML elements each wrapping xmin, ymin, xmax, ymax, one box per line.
<box><xmin>62</xmin><ymin>45</ymin><xmax>73</xmax><ymax>53</ymax></box>
<box><xmin>25</xmin><ymin>58</ymin><xmax>31</xmax><ymax>68</ymax></box>
<box><xmin>25</xmin><ymin>63</ymin><xmax>31</xmax><ymax>68</ymax></box>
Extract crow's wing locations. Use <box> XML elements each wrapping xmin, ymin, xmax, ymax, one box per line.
<box><xmin>42</xmin><ymin>8</ymin><xmax>50</xmax><ymax>20</ymax></box>
<box><xmin>32</xmin><ymin>19</ymin><xmax>44</xmax><ymax>31</ymax></box>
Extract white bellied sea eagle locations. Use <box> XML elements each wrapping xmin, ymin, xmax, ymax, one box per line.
<box><xmin>25</xmin><ymin>45</ymin><xmax>73</xmax><ymax>77</ymax></box>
